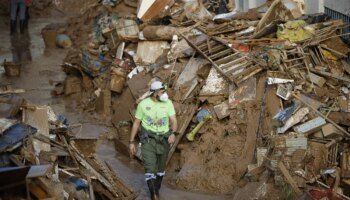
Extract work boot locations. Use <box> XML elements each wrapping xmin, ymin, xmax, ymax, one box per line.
<box><xmin>24</xmin><ymin>7</ymin><xmax>29</xmax><ymax>30</ymax></box>
<box><xmin>10</xmin><ymin>20</ymin><xmax>16</xmax><ymax>35</ymax></box>
<box><xmin>19</xmin><ymin>20</ymin><xmax>25</xmax><ymax>34</ymax></box>
<box><xmin>23</xmin><ymin>18</ymin><xmax>28</xmax><ymax>30</ymax></box>
<box><xmin>146</xmin><ymin>179</ymin><xmax>159</xmax><ymax>200</ymax></box>
<box><xmin>155</xmin><ymin>175</ymin><xmax>164</xmax><ymax>195</ymax></box>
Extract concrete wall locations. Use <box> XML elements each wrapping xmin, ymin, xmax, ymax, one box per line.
<box><xmin>234</xmin><ymin>0</ymin><xmax>350</xmax><ymax>15</ymax></box>
<box><xmin>324</xmin><ymin>0</ymin><xmax>350</xmax><ymax>15</ymax></box>
<box><xmin>304</xmin><ymin>0</ymin><xmax>324</xmax><ymax>14</ymax></box>
<box><xmin>235</xmin><ymin>0</ymin><xmax>267</xmax><ymax>11</ymax></box>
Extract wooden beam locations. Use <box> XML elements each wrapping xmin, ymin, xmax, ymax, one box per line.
<box><xmin>309</xmin><ymin>68</ymin><xmax>350</xmax><ymax>83</ymax></box>
<box><xmin>166</xmin><ymin>104</ymin><xmax>197</xmax><ymax>165</ymax></box>
<box><xmin>278</xmin><ymin>161</ymin><xmax>303</xmax><ymax>196</ymax></box>
<box><xmin>70</xmin><ymin>145</ymin><xmax>120</xmax><ymax>198</ymax></box>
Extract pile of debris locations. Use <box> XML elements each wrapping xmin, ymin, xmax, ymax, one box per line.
<box><xmin>54</xmin><ymin>0</ymin><xmax>350</xmax><ymax>198</ymax></box>
<box><xmin>0</xmin><ymin>86</ymin><xmax>137</xmax><ymax>199</ymax></box>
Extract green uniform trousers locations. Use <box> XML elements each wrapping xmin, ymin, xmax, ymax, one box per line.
<box><xmin>140</xmin><ymin>128</ymin><xmax>171</xmax><ymax>175</ymax></box>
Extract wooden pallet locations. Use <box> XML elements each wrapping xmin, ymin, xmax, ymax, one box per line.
<box><xmin>181</xmin><ymin>33</ymin><xmax>264</xmax><ymax>86</ymax></box>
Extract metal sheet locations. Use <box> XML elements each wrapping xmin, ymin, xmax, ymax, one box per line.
<box><xmin>0</xmin><ymin>123</ymin><xmax>37</xmax><ymax>152</ymax></box>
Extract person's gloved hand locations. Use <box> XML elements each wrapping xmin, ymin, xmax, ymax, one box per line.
<box><xmin>129</xmin><ymin>142</ymin><xmax>136</xmax><ymax>158</ymax></box>
<box><xmin>168</xmin><ymin>133</ymin><xmax>176</xmax><ymax>144</ymax></box>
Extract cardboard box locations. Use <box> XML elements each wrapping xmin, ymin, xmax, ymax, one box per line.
<box><xmin>116</xmin><ymin>19</ymin><xmax>139</xmax><ymax>41</ymax></box>
<box><xmin>64</xmin><ymin>76</ymin><xmax>82</xmax><ymax>95</ymax></box>
<box><xmin>322</xmin><ymin>123</ymin><xmax>341</xmax><ymax>138</ymax></box>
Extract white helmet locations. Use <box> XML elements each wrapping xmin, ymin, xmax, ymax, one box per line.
<box><xmin>150</xmin><ymin>81</ymin><xmax>164</xmax><ymax>91</ymax></box>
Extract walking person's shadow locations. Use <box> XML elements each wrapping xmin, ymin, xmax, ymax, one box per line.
<box><xmin>10</xmin><ymin>2</ymin><xmax>31</xmax><ymax>65</ymax></box>
<box><xmin>10</xmin><ymin>31</ymin><xmax>32</xmax><ymax>65</ymax></box>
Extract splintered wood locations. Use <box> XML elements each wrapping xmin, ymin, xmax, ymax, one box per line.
<box><xmin>70</xmin><ymin>141</ymin><xmax>137</xmax><ymax>199</ymax></box>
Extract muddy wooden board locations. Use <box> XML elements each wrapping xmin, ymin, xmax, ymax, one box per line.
<box><xmin>175</xmin><ymin>57</ymin><xmax>208</xmax><ymax>101</ymax></box>
<box><xmin>166</xmin><ymin>102</ymin><xmax>197</xmax><ymax>165</ymax></box>
<box><xmin>112</xmin><ymin>87</ymin><xmax>136</xmax><ymax>123</ymax></box>
<box><xmin>139</xmin><ymin>0</ymin><xmax>173</xmax><ymax>21</ymax></box>
<box><xmin>228</xmin><ymin>77</ymin><xmax>256</xmax><ymax>108</ymax></box>
<box><xmin>126</xmin><ymin>71</ymin><xmax>152</xmax><ymax>101</ymax></box>
<box><xmin>135</xmin><ymin>41</ymin><xmax>169</xmax><ymax>65</ymax></box>
<box><xmin>23</xmin><ymin>106</ymin><xmax>51</xmax><ymax>156</ymax></box>
<box><xmin>199</xmin><ymin>68</ymin><xmax>229</xmax><ymax>97</ymax></box>
<box><xmin>175</xmin><ymin>57</ymin><xmax>208</xmax><ymax>89</ymax></box>
<box><xmin>213</xmin><ymin>101</ymin><xmax>230</xmax><ymax>120</ymax></box>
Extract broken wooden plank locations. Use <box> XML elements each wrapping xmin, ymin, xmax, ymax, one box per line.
<box><xmin>215</xmin><ymin>53</ymin><xmax>240</xmax><ymax>65</ymax></box>
<box><xmin>209</xmin><ymin>49</ymin><xmax>233</xmax><ymax>60</ymax></box>
<box><xmin>91</xmin><ymin>181</ymin><xmax>115</xmax><ymax>200</ymax></box>
<box><xmin>322</xmin><ymin>124</ymin><xmax>342</xmax><ymax>138</ymax></box>
<box><xmin>0</xmin><ymin>89</ymin><xmax>25</xmax><ymax>94</ymax></box>
<box><xmin>229</xmin><ymin>78</ymin><xmax>256</xmax><ymax>108</ymax></box>
<box><xmin>309</xmin><ymin>72</ymin><xmax>326</xmax><ymax>87</ymax></box>
<box><xmin>255</xmin><ymin>0</ymin><xmax>302</xmax><ymax>34</ymax></box>
<box><xmin>320</xmin><ymin>45</ymin><xmax>348</xmax><ymax>58</ymax></box>
<box><xmin>236</xmin><ymin>67</ymin><xmax>263</xmax><ymax>84</ymax></box>
<box><xmin>105</xmin><ymin>161</ymin><xmax>134</xmax><ymax>197</ymax></box>
<box><xmin>27</xmin><ymin>180</ymin><xmax>50</xmax><ymax>199</ymax></box>
<box><xmin>93</xmin><ymin>158</ymin><xmax>125</xmax><ymax>196</ymax></box>
<box><xmin>213</xmin><ymin>101</ymin><xmax>230</xmax><ymax>120</ymax></box>
<box><xmin>87</xmin><ymin>177</ymin><xmax>95</xmax><ymax>200</ymax></box>
<box><xmin>297</xmin><ymin>94</ymin><xmax>325</xmax><ymax>109</ymax></box>
<box><xmin>203</xmin><ymin>45</ymin><xmax>226</xmax><ymax>55</ymax></box>
<box><xmin>137</xmin><ymin>0</ymin><xmax>173</xmax><ymax>22</ymax></box>
<box><xmin>23</xmin><ymin>106</ymin><xmax>51</xmax><ymax>163</ymax></box>
<box><xmin>70</xmin><ymin>144</ymin><xmax>120</xmax><ymax>198</ymax></box>
<box><xmin>197</xmin><ymin>40</ymin><xmax>218</xmax><ymax>50</ymax></box>
<box><xmin>220</xmin><ymin>57</ymin><xmax>248</xmax><ymax>70</ymax></box>
<box><xmin>278</xmin><ymin>161</ymin><xmax>303</xmax><ymax>196</ymax></box>
<box><xmin>309</xmin><ymin>68</ymin><xmax>350</xmax><ymax>83</ymax></box>
<box><xmin>58</xmin><ymin>134</ymin><xmax>80</xmax><ymax>168</ymax></box>
<box><xmin>166</xmin><ymin>104</ymin><xmax>197</xmax><ymax>165</ymax></box>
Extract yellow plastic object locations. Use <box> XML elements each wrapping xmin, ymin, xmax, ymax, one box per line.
<box><xmin>320</xmin><ymin>49</ymin><xmax>338</xmax><ymax>61</ymax></box>
<box><xmin>186</xmin><ymin>115</ymin><xmax>212</xmax><ymax>142</ymax></box>
<box><xmin>277</xmin><ymin>20</ymin><xmax>314</xmax><ymax>43</ymax></box>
